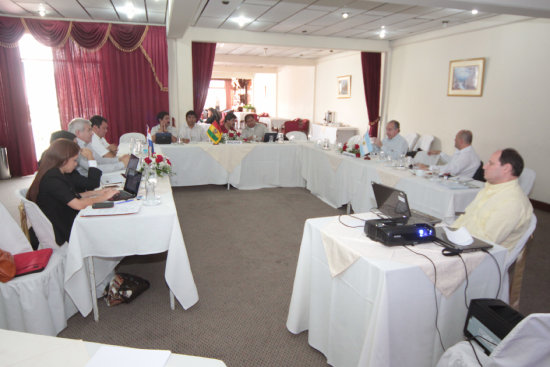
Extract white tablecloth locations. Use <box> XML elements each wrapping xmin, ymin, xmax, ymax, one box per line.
<box><xmin>286</xmin><ymin>215</ymin><xmax>509</xmax><ymax>367</ymax></box>
<box><xmin>65</xmin><ymin>177</ymin><xmax>199</xmax><ymax>317</ymax></box>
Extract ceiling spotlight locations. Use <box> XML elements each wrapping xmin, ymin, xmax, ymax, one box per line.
<box><xmin>379</xmin><ymin>26</ymin><xmax>386</xmax><ymax>39</ymax></box>
<box><xmin>233</xmin><ymin>16</ymin><xmax>250</xmax><ymax>28</ymax></box>
<box><xmin>442</xmin><ymin>20</ymin><xmax>449</xmax><ymax>28</ymax></box>
<box><xmin>222</xmin><ymin>0</ymin><xmax>230</xmax><ymax>4</ymax></box>
<box><xmin>471</xmin><ymin>9</ymin><xmax>478</xmax><ymax>15</ymax></box>
<box><xmin>121</xmin><ymin>2</ymin><xmax>136</xmax><ymax>19</ymax></box>
<box><xmin>342</xmin><ymin>12</ymin><xmax>349</xmax><ymax>19</ymax></box>
<box><xmin>38</xmin><ymin>4</ymin><xmax>46</xmax><ymax>17</ymax></box>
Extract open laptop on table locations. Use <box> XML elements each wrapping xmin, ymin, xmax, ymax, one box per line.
<box><xmin>155</xmin><ymin>132</ymin><xmax>172</xmax><ymax>144</ymax></box>
<box><xmin>107</xmin><ymin>168</ymin><xmax>142</xmax><ymax>201</ymax></box>
<box><xmin>371</xmin><ymin>182</ymin><xmax>441</xmax><ymax>225</ymax></box>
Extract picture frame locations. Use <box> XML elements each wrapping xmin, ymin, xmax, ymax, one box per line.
<box><xmin>337</xmin><ymin>75</ymin><xmax>351</xmax><ymax>98</ymax></box>
<box><xmin>447</xmin><ymin>58</ymin><xmax>485</xmax><ymax>96</ymax></box>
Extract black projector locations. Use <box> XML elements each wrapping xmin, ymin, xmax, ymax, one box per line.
<box><xmin>364</xmin><ymin>218</ymin><xmax>435</xmax><ymax>246</ymax></box>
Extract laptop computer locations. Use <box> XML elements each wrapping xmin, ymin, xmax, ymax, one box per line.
<box><xmin>123</xmin><ymin>154</ymin><xmax>140</xmax><ymax>177</ymax></box>
<box><xmin>263</xmin><ymin>132</ymin><xmax>278</xmax><ymax>142</ymax></box>
<box><xmin>108</xmin><ymin>169</ymin><xmax>142</xmax><ymax>201</ymax></box>
<box><xmin>434</xmin><ymin>227</ymin><xmax>493</xmax><ymax>253</ymax></box>
<box><xmin>155</xmin><ymin>132</ymin><xmax>172</xmax><ymax>144</ymax></box>
<box><xmin>371</xmin><ymin>182</ymin><xmax>441</xmax><ymax>225</ymax></box>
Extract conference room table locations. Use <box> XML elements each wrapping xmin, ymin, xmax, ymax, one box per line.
<box><xmin>157</xmin><ymin>142</ymin><xmax>481</xmax><ymax>220</ymax></box>
<box><xmin>65</xmin><ymin>176</ymin><xmax>199</xmax><ymax>321</ymax></box>
<box><xmin>286</xmin><ymin>213</ymin><xmax>509</xmax><ymax>367</ymax></box>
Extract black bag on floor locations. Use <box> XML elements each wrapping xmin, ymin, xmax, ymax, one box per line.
<box><xmin>103</xmin><ymin>273</ymin><xmax>150</xmax><ymax>306</ymax></box>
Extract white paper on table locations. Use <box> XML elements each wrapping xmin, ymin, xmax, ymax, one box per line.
<box><xmin>85</xmin><ymin>345</ymin><xmax>171</xmax><ymax>367</ymax></box>
<box><xmin>80</xmin><ymin>201</ymin><xmax>142</xmax><ymax>217</ymax></box>
<box><xmin>100</xmin><ymin>171</ymin><xmax>125</xmax><ymax>185</ymax></box>
<box><xmin>443</xmin><ymin>226</ymin><xmax>474</xmax><ymax>246</ymax></box>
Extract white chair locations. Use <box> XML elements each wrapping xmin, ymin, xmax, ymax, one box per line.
<box><xmin>518</xmin><ymin>168</ymin><xmax>535</xmax><ymax>195</ymax></box>
<box><xmin>412</xmin><ymin>150</ymin><xmax>440</xmax><ymax>166</ymax></box>
<box><xmin>505</xmin><ymin>213</ymin><xmax>537</xmax><ymax>309</ymax></box>
<box><xmin>436</xmin><ymin>313</ymin><xmax>550</xmax><ymax>367</ymax></box>
<box><xmin>0</xmin><ymin>201</ymin><xmax>76</xmax><ymax>336</ymax></box>
<box><xmin>404</xmin><ymin>132</ymin><xmax>419</xmax><ymax>152</ymax></box>
<box><xmin>346</xmin><ymin>134</ymin><xmax>363</xmax><ymax>146</ymax></box>
<box><xmin>413</xmin><ymin>134</ymin><xmax>434</xmax><ymax>152</ymax></box>
<box><xmin>286</xmin><ymin>131</ymin><xmax>307</xmax><ymax>141</ymax></box>
<box><xmin>119</xmin><ymin>132</ymin><xmax>145</xmax><ymax>144</ymax></box>
<box><xmin>16</xmin><ymin>188</ymin><xmax>58</xmax><ymax>250</ymax></box>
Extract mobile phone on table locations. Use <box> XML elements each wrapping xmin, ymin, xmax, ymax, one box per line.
<box><xmin>92</xmin><ymin>202</ymin><xmax>114</xmax><ymax>209</ymax></box>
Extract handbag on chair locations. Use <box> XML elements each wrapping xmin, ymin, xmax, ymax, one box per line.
<box><xmin>0</xmin><ymin>249</ymin><xmax>16</xmax><ymax>282</ymax></box>
<box><xmin>13</xmin><ymin>248</ymin><xmax>53</xmax><ymax>277</ymax></box>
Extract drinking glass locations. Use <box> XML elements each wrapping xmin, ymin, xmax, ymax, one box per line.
<box><xmin>379</xmin><ymin>151</ymin><xmax>386</xmax><ymax>162</ymax></box>
<box><xmin>268</xmin><ymin>135</ymin><xmax>274</xmax><ymax>143</ymax></box>
<box><xmin>337</xmin><ymin>142</ymin><xmax>343</xmax><ymax>151</ymax></box>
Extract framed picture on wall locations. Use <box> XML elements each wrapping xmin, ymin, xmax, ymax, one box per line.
<box><xmin>337</xmin><ymin>75</ymin><xmax>351</xmax><ymax>98</ymax></box>
<box><xmin>448</xmin><ymin>58</ymin><xmax>485</xmax><ymax>96</ymax></box>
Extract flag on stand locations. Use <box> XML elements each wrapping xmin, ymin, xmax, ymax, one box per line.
<box><xmin>147</xmin><ymin>125</ymin><xmax>154</xmax><ymax>155</ymax></box>
<box><xmin>360</xmin><ymin>130</ymin><xmax>373</xmax><ymax>157</ymax></box>
<box><xmin>207</xmin><ymin>121</ymin><xmax>222</xmax><ymax>144</ymax></box>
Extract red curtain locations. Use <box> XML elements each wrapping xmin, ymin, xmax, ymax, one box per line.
<box><xmin>0</xmin><ymin>17</ymin><xmax>38</xmax><ymax>176</ymax></box>
<box><xmin>361</xmin><ymin>52</ymin><xmax>382</xmax><ymax>137</ymax></box>
<box><xmin>192</xmin><ymin>42</ymin><xmax>216</xmax><ymax>117</ymax></box>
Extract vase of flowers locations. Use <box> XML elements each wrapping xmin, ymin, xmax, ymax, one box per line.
<box><xmin>141</xmin><ymin>153</ymin><xmax>173</xmax><ymax>177</ymax></box>
<box><xmin>340</xmin><ymin>143</ymin><xmax>361</xmax><ymax>158</ymax></box>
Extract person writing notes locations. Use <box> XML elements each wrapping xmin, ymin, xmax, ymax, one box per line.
<box><xmin>372</xmin><ymin>120</ymin><xmax>409</xmax><ymax>160</ymax></box>
<box><xmin>417</xmin><ymin>130</ymin><xmax>481</xmax><ymax>178</ymax></box>
<box><xmin>241</xmin><ymin>114</ymin><xmax>266</xmax><ymax>142</ymax></box>
<box><xmin>452</xmin><ymin>148</ymin><xmax>533</xmax><ymax>251</ymax></box>
<box><xmin>26</xmin><ymin>139</ymin><xmax>119</xmax><ymax>246</ymax></box>
<box><xmin>178</xmin><ymin>110</ymin><xmax>207</xmax><ymax>143</ymax></box>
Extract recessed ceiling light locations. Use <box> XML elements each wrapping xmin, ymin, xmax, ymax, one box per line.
<box><xmin>233</xmin><ymin>16</ymin><xmax>251</xmax><ymax>28</ymax></box>
<box><xmin>222</xmin><ymin>0</ymin><xmax>230</xmax><ymax>4</ymax></box>
<box><xmin>342</xmin><ymin>12</ymin><xmax>349</xmax><ymax>19</ymax></box>
<box><xmin>38</xmin><ymin>4</ymin><xmax>46</xmax><ymax>17</ymax></box>
<box><xmin>379</xmin><ymin>27</ymin><xmax>386</xmax><ymax>39</ymax></box>
<box><xmin>302</xmin><ymin>30</ymin><xmax>307</xmax><ymax>33</ymax></box>
<box><xmin>121</xmin><ymin>2</ymin><xmax>136</xmax><ymax>19</ymax></box>
<box><xmin>442</xmin><ymin>20</ymin><xmax>449</xmax><ymax>28</ymax></box>
<box><xmin>471</xmin><ymin>9</ymin><xmax>478</xmax><ymax>15</ymax></box>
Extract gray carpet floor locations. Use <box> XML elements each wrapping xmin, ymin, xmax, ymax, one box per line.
<box><xmin>1</xmin><ymin>179</ymin><xmax>547</xmax><ymax>366</ymax></box>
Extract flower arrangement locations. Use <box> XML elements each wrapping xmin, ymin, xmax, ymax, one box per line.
<box><xmin>221</xmin><ymin>131</ymin><xmax>241</xmax><ymax>143</ymax></box>
<box><xmin>142</xmin><ymin>153</ymin><xmax>172</xmax><ymax>177</ymax></box>
<box><xmin>340</xmin><ymin>143</ymin><xmax>361</xmax><ymax>158</ymax></box>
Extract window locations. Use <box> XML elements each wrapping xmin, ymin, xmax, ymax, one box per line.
<box><xmin>19</xmin><ymin>34</ymin><xmax>61</xmax><ymax>158</ymax></box>
<box><xmin>204</xmin><ymin>79</ymin><xmax>227</xmax><ymax>111</ymax></box>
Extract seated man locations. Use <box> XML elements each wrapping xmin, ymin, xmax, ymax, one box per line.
<box><xmin>151</xmin><ymin>111</ymin><xmax>177</xmax><ymax>143</ymax></box>
<box><xmin>241</xmin><ymin>114</ymin><xmax>266</xmax><ymax>142</ymax></box>
<box><xmin>178</xmin><ymin>110</ymin><xmax>207</xmax><ymax>143</ymax></box>
<box><xmin>68</xmin><ymin>118</ymin><xmax>129</xmax><ymax>175</ymax></box>
<box><xmin>372</xmin><ymin>120</ymin><xmax>409</xmax><ymax>160</ymax></box>
<box><xmin>49</xmin><ymin>130</ymin><xmax>101</xmax><ymax>192</ymax></box>
<box><xmin>220</xmin><ymin>112</ymin><xmax>237</xmax><ymax>134</ymax></box>
<box><xmin>90</xmin><ymin>115</ymin><xmax>118</xmax><ymax>158</ymax></box>
<box><xmin>452</xmin><ymin>148</ymin><xmax>533</xmax><ymax>251</ymax></box>
<box><xmin>417</xmin><ymin>130</ymin><xmax>480</xmax><ymax>178</ymax></box>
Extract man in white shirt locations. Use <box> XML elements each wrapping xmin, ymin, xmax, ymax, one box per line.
<box><xmin>241</xmin><ymin>114</ymin><xmax>266</xmax><ymax>142</ymax></box>
<box><xmin>418</xmin><ymin>130</ymin><xmax>481</xmax><ymax>178</ymax></box>
<box><xmin>178</xmin><ymin>110</ymin><xmax>207</xmax><ymax>143</ymax></box>
<box><xmin>90</xmin><ymin>115</ymin><xmax>118</xmax><ymax>158</ymax></box>
<box><xmin>151</xmin><ymin>111</ymin><xmax>176</xmax><ymax>143</ymax></box>
<box><xmin>68</xmin><ymin>118</ymin><xmax>129</xmax><ymax>176</ymax></box>
<box><xmin>372</xmin><ymin>120</ymin><xmax>409</xmax><ymax>160</ymax></box>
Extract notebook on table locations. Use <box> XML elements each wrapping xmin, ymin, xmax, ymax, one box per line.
<box><xmin>434</xmin><ymin>227</ymin><xmax>493</xmax><ymax>253</ymax></box>
<box><xmin>371</xmin><ymin>182</ymin><xmax>441</xmax><ymax>225</ymax></box>
<box><xmin>108</xmin><ymin>169</ymin><xmax>142</xmax><ymax>201</ymax></box>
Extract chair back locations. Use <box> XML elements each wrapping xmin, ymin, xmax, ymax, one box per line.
<box><xmin>286</xmin><ymin>131</ymin><xmax>308</xmax><ymax>141</ymax></box>
<box><xmin>413</xmin><ymin>134</ymin><xmax>434</xmax><ymax>152</ymax></box>
<box><xmin>472</xmin><ymin>161</ymin><xmax>486</xmax><ymax>182</ymax></box>
<box><xmin>506</xmin><ymin>214</ymin><xmax>536</xmax><ymax>271</ymax></box>
<box><xmin>404</xmin><ymin>132</ymin><xmax>419</xmax><ymax>152</ymax></box>
<box><xmin>16</xmin><ymin>189</ymin><xmax>59</xmax><ymax>249</ymax></box>
<box><xmin>412</xmin><ymin>150</ymin><xmax>440</xmax><ymax>166</ymax></box>
<box><xmin>347</xmin><ymin>135</ymin><xmax>363</xmax><ymax>146</ymax></box>
<box><xmin>119</xmin><ymin>132</ymin><xmax>145</xmax><ymax>144</ymax></box>
<box><xmin>283</xmin><ymin>119</ymin><xmax>309</xmax><ymax>135</ymax></box>
<box><xmin>489</xmin><ymin>313</ymin><xmax>550</xmax><ymax>366</ymax></box>
<box><xmin>0</xmin><ymin>202</ymin><xmax>32</xmax><ymax>254</ymax></box>
<box><xmin>518</xmin><ymin>168</ymin><xmax>535</xmax><ymax>195</ymax></box>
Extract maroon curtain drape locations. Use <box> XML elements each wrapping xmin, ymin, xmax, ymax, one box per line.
<box><xmin>192</xmin><ymin>42</ymin><xmax>216</xmax><ymax>117</ymax></box>
<box><xmin>0</xmin><ymin>17</ymin><xmax>38</xmax><ymax>176</ymax></box>
<box><xmin>361</xmin><ymin>52</ymin><xmax>382</xmax><ymax>137</ymax></box>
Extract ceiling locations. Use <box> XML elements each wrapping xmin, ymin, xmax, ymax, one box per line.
<box><xmin>1</xmin><ymin>0</ymin><xmax>549</xmax><ymax>59</ymax></box>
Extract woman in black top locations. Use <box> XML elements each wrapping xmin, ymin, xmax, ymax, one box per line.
<box><xmin>205</xmin><ymin>108</ymin><xmax>220</xmax><ymax>124</ymax></box>
<box><xmin>27</xmin><ymin>139</ymin><xmax>118</xmax><ymax>246</ymax></box>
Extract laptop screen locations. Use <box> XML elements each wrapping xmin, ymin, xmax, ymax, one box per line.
<box><xmin>123</xmin><ymin>169</ymin><xmax>142</xmax><ymax>195</ymax></box>
<box><xmin>125</xmin><ymin>154</ymin><xmax>139</xmax><ymax>176</ymax></box>
<box><xmin>155</xmin><ymin>132</ymin><xmax>172</xmax><ymax>144</ymax></box>
<box><xmin>372</xmin><ymin>182</ymin><xmax>411</xmax><ymax>218</ymax></box>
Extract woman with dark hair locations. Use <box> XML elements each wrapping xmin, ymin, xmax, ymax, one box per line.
<box><xmin>205</xmin><ymin>108</ymin><xmax>220</xmax><ymax>125</ymax></box>
<box><xmin>27</xmin><ymin>139</ymin><xmax>118</xmax><ymax>246</ymax></box>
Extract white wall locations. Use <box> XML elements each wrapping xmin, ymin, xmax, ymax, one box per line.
<box><xmin>314</xmin><ymin>52</ymin><xmax>370</xmax><ymax>135</ymax></box>
<box><xmin>276</xmin><ymin>66</ymin><xmax>314</xmax><ymax>121</ymax></box>
<box><xmin>387</xmin><ymin>18</ymin><xmax>550</xmax><ymax>203</ymax></box>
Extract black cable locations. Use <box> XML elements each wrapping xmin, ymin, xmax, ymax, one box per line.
<box><xmin>457</xmin><ymin>253</ymin><xmax>470</xmax><ymax>310</ymax></box>
<box><xmin>337</xmin><ymin>215</ymin><xmax>365</xmax><ymax>228</ymax></box>
<box><xmin>472</xmin><ymin>335</ymin><xmax>498</xmax><ymax>346</ymax></box>
<box><xmin>467</xmin><ymin>338</ymin><xmax>484</xmax><ymax>366</ymax></box>
<box><xmin>403</xmin><ymin>245</ymin><xmax>445</xmax><ymax>351</ymax></box>
<box><xmin>482</xmin><ymin>249</ymin><xmax>502</xmax><ymax>298</ymax></box>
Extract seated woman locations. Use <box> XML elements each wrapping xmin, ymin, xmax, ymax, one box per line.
<box><xmin>220</xmin><ymin>112</ymin><xmax>237</xmax><ymax>134</ymax></box>
<box><xmin>26</xmin><ymin>139</ymin><xmax>119</xmax><ymax>246</ymax></box>
<box><xmin>205</xmin><ymin>108</ymin><xmax>220</xmax><ymax>125</ymax></box>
